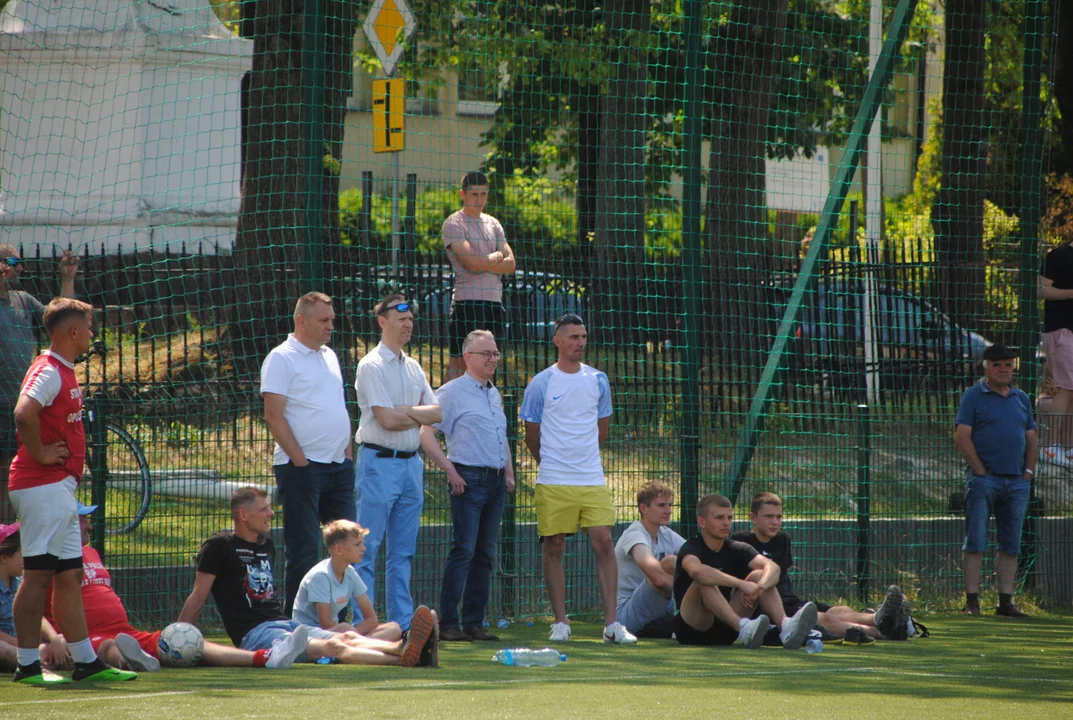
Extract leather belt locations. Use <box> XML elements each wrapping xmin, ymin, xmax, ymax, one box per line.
<box><xmin>453</xmin><ymin>463</ymin><xmax>506</xmax><ymax>476</ymax></box>
<box><xmin>362</xmin><ymin>443</ymin><xmax>418</xmax><ymax>459</ymax></box>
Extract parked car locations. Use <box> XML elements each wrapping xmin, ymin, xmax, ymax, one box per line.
<box><xmin>765</xmin><ymin>280</ymin><xmax>992</xmax><ymax>393</ymax></box>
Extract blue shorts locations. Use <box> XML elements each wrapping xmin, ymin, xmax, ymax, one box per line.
<box><xmin>616</xmin><ymin>580</ymin><xmax>674</xmax><ymax>635</ymax></box>
<box><xmin>239</xmin><ymin>620</ymin><xmax>337</xmax><ymax>663</ymax></box>
<box><xmin>962</xmin><ymin>471</ymin><xmax>1030</xmax><ymax>556</ymax></box>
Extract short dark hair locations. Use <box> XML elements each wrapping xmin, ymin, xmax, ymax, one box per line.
<box><xmin>554</xmin><ymin>313</ymin><xmax>584</xmax><ymax>335</ymax></box>
<box><xmin>697</xmin><ymin>493</ymin><xmax>732</xmax><ymax>518</ymax></box>
<box><xmin>0</xmin><ymin>529</ymin><xmax>20</xmax><ymax>561</ymax></box>
<box><xmin>461</xmin><ymin>171</ymin><xmax>489</xmax><ymax>191</ymax></box>
<box><xmin>750</xmin><ymin>492</ymin><xmax>783</xmax><ymax>516</ymax></box>
<box><xmin>230</xmin><ymin>486</ymin><xmax>268</xmax><ymax>521</ymax></box>
<box><xmin>637</xmin><ymin>480</ymin><xmax>675</xmax><ymax>508</ymax></box>
<box><xmin>374</xmin><ymin>293</ymin><xmax>408</xmax><ymax>317</ymax></box>
<box><xmin>42</xmin><ymin>298</ymin><xmax>93</xmax><ymax>336</ymax></box>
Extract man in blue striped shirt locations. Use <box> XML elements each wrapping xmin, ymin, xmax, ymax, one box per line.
<box><xmin>420</xmin><ymin>330</ymin><xmax>514</xmax><ymax>642</ymax></box>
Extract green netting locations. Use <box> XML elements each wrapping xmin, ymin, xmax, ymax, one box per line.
<box><xmin>0</xmin><ymin>0</ymin><xmax>1069</xmax><ymax>634</ymax></box>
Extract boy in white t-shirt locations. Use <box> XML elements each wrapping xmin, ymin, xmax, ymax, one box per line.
<box><xmin>614</xmin><ymin>481</ymin><xmax>686</xmax><ymax>637</ymax></box>
<box><xmin>292</xmin><ymin>520</ymin><xmax>402</xmax><ymax>642</ymax></box>
<box><xmin>521</xmin><ymin>314</ymin><xmax>636</xmax><ymax>645</ymax></box>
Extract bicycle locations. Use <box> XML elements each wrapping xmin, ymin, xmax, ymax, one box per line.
<box><xmin>75</xmin><ymin>341</ymin><xmax>152</xmax><ymax>534</ymax></box>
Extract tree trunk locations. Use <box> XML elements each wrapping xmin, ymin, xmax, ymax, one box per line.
<box><xmin>593</xmin><ymin>0</ymin><xmax>649</xmax><ymax>346</ymax></box>
<box><xmin>1053</xmin><ymin>0</ymin><xmax>1073</xmax><ymax>176</ymax></box>
<box><xmin>933</xmin><ymin>0</ymin><xmax>987</xmax><ymax>329</ymax></box>
<box><xmin>704</xmin><ymin>0</ymin><xmax>790</xmax><ymax>373</ymax></box>
<box><xmin>229</xmin><ymin>0</ymin><xmax>356</xmax><ymax>380</ymax></box>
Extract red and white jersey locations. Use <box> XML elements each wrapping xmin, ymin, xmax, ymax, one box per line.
<box><xmin>8</xmin><ymin>351</ymin><xmax>86</xmax><ymax>491</ymax></box>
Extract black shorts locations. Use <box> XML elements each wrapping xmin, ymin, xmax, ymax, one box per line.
<box><xmin>784</xmin><ymin>597</ymin><xmax>831</xmax><ymax>616</ymax></box>
<box><xmin>0</xmin><ymin>404</ymin><xmax>15</xmax><ymax>459</ymax></box>
<box><xmin>448</xmin><ymin>301</ymin><xmax>506</xmax><ymax>356</ymax></box>
<box><xmin>673</xmin><ymin>613</ymin><xmax>738</xmax><ymax>647</ymax></box>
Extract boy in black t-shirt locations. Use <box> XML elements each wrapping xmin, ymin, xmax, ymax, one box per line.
<box><xmin>732</xmin><ymin>492</ymin><xmax>910</xmax><ymax>641</ymax></box>
<box><xmin>179</xmin><ymin>487</ymin><xmax>437</xmax><ymax>667</ymax></box>
<box><xmin>673</xmin><ymin>494</ymin><xmax>817</xmax><ymax>650</ymax></box>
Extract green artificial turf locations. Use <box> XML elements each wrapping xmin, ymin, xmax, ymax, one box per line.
<box><xmin>2</xmin><ymin>616</ymin><xmax>1071</xmax><ymax>719</ymax></box>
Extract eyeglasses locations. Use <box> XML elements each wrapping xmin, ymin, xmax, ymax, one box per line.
<box><xmin>377</xmin><ymin>301</ymin><xmax>414</xmax><ymax>316</ymax></box>
<box><xmin>3</xmin><ymin>257</ymin><xmax>23</xmax><ymax>268</ymax></box>
<box><xmin>467</xmin><ymin>350</ymin><xmax>501</xmax><ymax>360</ymax></box>
<box><xmin>554</xmin><ymin>313</ymin><xmax>584</xmax><ymax>333</ymax></box>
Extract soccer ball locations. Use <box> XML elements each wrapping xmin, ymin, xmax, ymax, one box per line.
<box><xmin>158</xmin><ymin>622</ymin><xmax>204</xmax><ymax>667</ymax></box>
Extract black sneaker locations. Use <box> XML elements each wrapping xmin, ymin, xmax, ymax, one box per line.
<box><xmin>996</xmin><ymin>603</ymin><xmax>1029</xmax><ymax>618</ymax></box>
<box><xmin>464</xmin><ymin>625</ymin><xmax>500</xmax><ymax>642</ymax></box>
<box><xmin>72</xmin><ymin>658</ymin><xmax>137</xmax><ymax>682</ymax></box>
<box><xmin>13</xmin><ymin>661</ymin><xmax>71</xmax><ymax>686</ymax></box>
<box><xmin>419</xmin><ymin>610</ymin><xmax>440</xmax><ymax>668</ymax></box>
<box><xmin>440</xmin><ymin>627</ymin><xmax>472</xmax><ymax>642</ymax></box>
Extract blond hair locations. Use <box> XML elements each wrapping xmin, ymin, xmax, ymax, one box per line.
<box><xmin>294</xmin><ymin>292</ymin><xmax>332</xmax><ymax>319</ymax></box>
<box><xmin>323</xmin><ymin>519</ymin><xmax>369</xmax><ymax>548</ymax></box>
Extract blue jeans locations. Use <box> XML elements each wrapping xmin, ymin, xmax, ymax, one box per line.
<box><xmin>962</xmin><ymin>470</ymin><xmax>1030</xmax><ymax>555</ymax></box>
<box><xmin>274</xmin><ymin>458</ymin><xmax>357</xmax><ymax>616</ymax></box>
<box><xmin>239</xmin><ymin>619</ymin><xmax>337</xmax><ymax>663</ymax></box>
<box><xmin>439</xmin><ymin>466</ymin><xmax>507</xmax><ymax>629</ymax></box>
<box><xmin>353</xmin><ymin>446</ymin><xmax>424</xmax><ymax>630</ymax></box>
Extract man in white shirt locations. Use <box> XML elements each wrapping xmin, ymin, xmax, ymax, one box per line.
<box><xmin>260</xmin><ymin>292</ymin><xmax>357</xmax><ymax>616</ymax></box>
<box><xmin>520</xmin><ymin>314</ymin><xmax>636</xmax><ymax>645</ymax></box>
<box><xmin>615</xmin><ymin>481</ymin><xmax>686</xmax><ymax>637</ymax></box>
<box><xmin>353</xmin><ymin>295</ymin><xmax>442</xmax><ymax>632</ymax></box>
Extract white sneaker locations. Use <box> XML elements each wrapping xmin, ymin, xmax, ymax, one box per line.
<box><xmin>266</xmin><ymin>625</ymin><xmax>308</xmax><ymax>669</ymax></box>
<box><xmin>602</xmin><ymin>622</ymin><xmax>638</xmax><ymax>645</ymax></box>
<box><xmin>115</xmin><ymin>632</ymin><xmax>160</xmax><ymax>672</ymax></box>
<box><xmin>780</xmin><ymin>601</ymin><xmax>818</xmax><ymax>650</ymax></box>
<box><xmin>549</xmin><ymin>622</ymin><xmax>572</xmax><ymax>642</ymax></box>
<box><xmin>1040</xmin><ymin>445</ymin><xmax>1073</xmax><ymax>468</ymax></box>
<box><xmin>738</xmin><ymin>615</ymin><xmax>770</xmax><ymax>649</ymax></box>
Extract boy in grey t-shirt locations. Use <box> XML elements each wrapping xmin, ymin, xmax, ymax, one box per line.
<box><xmin>292</xmin><ymin>520</ymin><xmax>402</xmax><ymax>642</ymax></box>
<box><xmin>614</xmin><ymin>481</ymin><xmax>686</xmax><ymax>636</ymax></box>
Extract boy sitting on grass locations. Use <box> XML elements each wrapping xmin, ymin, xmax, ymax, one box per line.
<box><xmin>292</xmin><ymin>520</ymin><xmax>402</xmax><ymax>642</ymax></box>
<box><xmin>731</xmin><ymin>492</ymin><xmax>912</xmax><ymax>642</ymax></box>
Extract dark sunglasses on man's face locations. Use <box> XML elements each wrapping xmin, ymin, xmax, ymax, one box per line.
<box><xmin>377</xmin><ymin>301</ymin><xmax>414</xmax><ymax>316</ymax></box>
<box><xmin>3</xmin><ymin>257</ymin><xmax>23</xmax><ymax>268</ymax></box>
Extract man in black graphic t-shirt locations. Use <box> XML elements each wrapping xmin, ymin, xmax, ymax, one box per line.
<box><xmin>732</xmin><ymin>492</ymin><xmax>910</xmax><ymax>641</ymax></box>
<box><xmin>179</xmin><ymin>487</ymin><xmax>436</xmax><ymax>667</ymax></box>
<box><xmin>673</xmin><ymin>494</ymin><xmax>817</xmax><ymax>650</ymax></box>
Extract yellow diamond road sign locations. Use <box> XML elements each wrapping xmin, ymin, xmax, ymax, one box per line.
<box><xmin>364</xmin><ymin>0</ymin><xmax>416</xmax><ymax>77</ymax></box>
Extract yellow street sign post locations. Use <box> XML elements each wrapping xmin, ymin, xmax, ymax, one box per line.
<box><xmin>372</xmin><ymin>78</ymin><xmax>405</xmax><ymax>153</ymax></box>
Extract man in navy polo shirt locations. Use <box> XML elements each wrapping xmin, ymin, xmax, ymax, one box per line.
<box><xmin>954</xmin><ymin>344</ymin><xmax>1037</xmax><ymax>618</ymax></box>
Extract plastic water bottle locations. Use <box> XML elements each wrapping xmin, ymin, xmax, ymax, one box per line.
<box><xmin>493</xmin><ymin>648</ymin><xmax>566</xmax><ymax>667</ymax></box>
<box><xmin>805</xmin><ymin>639</ymin><xmax>823</xmax><ymax>654</ymax></box>
<box><xmin>497</xmin><ymin>618</ymin><xmax>511</xmax><ymax>629</ymax></box>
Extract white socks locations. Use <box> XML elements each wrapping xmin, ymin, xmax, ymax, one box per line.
<box><xmin>68</xmin><ymin>637</ymin><xmax>97</xmax><ymax>664</ymax></box>
<box><xmin>738</xmin><ymin>618</ymin><xmax>749</xmax><ymax>629</ymax></box>
<box><xmin>17</xmin><ymin>647</ymin><xmax>40</xmax><ymax>666</ymax></box>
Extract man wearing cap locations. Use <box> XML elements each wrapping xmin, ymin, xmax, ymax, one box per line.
<box><xmin>353</xmin><ymin>294</ymin><xmax>441</xmax><ymax>631</ymax></box>
<box><xmin>954</xmin><ymin>344</ymin><xmax>1037</xmax><ymax>618</ymax></box>
<box><xmin>261</xmin><ymin>291</ymin><xmax>357</xmax><ymax>616</ymax></box>
<box><xmin>419</xmin><ymin>329</ymin><xmax>514</xmax><ymax>642</ymax></box>
<box><xmin>0</xmin><ymin>244</ymin><xmax>78</xmax><ymax>523</ymax></box>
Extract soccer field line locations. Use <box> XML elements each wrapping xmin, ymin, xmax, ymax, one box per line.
<box><xmin>3</xmin><ymin>690</ymin><xmax>194</xmax><ymax>707</ymax></box>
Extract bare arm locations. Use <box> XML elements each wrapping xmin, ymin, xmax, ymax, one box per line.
<box><xmin>314</xmin><ymin>603</ymin><xmax>339</xmax><ymax>631</ymax></box>
<box><xmin>57</xmin><ymin>251</ymin><xmax>78</xmax><ymax>299</ymax></box>
<box><xmin>353</xmin><ymin>595</ymin><xmax>380</xmax><ymax>636</ymax></box>
<box><xmin>1024</xmin><ymin>428</ymin><xmax>1038</xmax><ymax>478</ymax></box>
<box><xmin>449</xmin><ymin>238</ymin><xmax>505</xmax><ymax>274</ymax></box>
<box><xmin>1039</xmin><ymin>276</ymin><xmax>1073</xmax><ymax>301</ymax></box>
<box><xmin>13</xmin><ymin>396</ymin><xmax>69</xmax><ymax>466</ymax></box>
<box><xmin>954</xmin><ymin>424</ymin><xmax>988</xmax><ymax>475</ymax></box>
<box><xmin>597</xmin><ymin>416</ymin><xmax>610</xmax><ymax>446</ymax></box>
<box><xmin>371</xmin><ymin>406</ymin><xmax>419</xmax><ymax>431</ymax></box>
<box><xmin>178</xmin><ymin>571</ymin><xmax>215</xmax><ymax>625</ymax></box>
<box><xmin>400</xmin><ymin>403</ymin><xmax>443</xmax><ymax>426</ymax></box>
<box><xmin>748</xmin><ymin>553</ymin><xmax>781</xmax><ymax>591</ymax></box>
<box><xmin>631</xmin><ymin>545</ymin><xmax>674</xmax><ymax>593</ymax></box>
<box><xmin>496</xmin><ymin>240</ymin><xmax>517</xmax><ymax>275</ymax></box>
<box><xmin>524</xmin><ymin>421</ymin><xmax>541</xmax><ymax>464</ymax></box>
<box><xmin>681</xmin><ymin>554</ymin><xmax>748</xmax><ymax>589</ymax></box>
<box><xmin>420</xmin><ymin>425</ymin><xmax>466</xmax><ymax>495</ymax></box>
<box><xmin>504</xmin><ymin>441</ymin><xmax>515</xmax><ymax>492</ymax></box>
<box><xmin>263</xmin><ymin>392</ymin><xmax>308</xmax><ymax>466</ymax></box>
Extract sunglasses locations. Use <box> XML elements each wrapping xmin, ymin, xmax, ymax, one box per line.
<box><xmin>3</xmin><ymin>257</ymin><xmax>23</xmax><ymax>268</ymax></box>
<box><xmin>377</xmin><ymin>301</ymin><xmax>414</xmax><ymax>316</ymax></box>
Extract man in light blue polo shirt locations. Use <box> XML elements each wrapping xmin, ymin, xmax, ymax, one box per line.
<box><xmin>954</xmin><ymin>344</ymin><xmax>1037</xmax><ymax>618</ymax></box>
<box><xmin>420</xmin><ymin>330</ymin><xmax>514</xmax><ymax>642</ymax></box>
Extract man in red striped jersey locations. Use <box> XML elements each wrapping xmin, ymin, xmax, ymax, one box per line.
<box><xmin>8</xmin><ymin>298</ymin><xmax>135</xmax><ymax>685</ymax></box>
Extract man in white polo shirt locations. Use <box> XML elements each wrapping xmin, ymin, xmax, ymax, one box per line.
<box><xmin>353</xmin><ymin>294</ymin><xmax>442</xmax><ymax>631</ymax></box>
<box><xmin>520</xmin><ymin>314</ymin><xmax>636</xmax><ymax>645</ymax></box>
<box><xmin>260</xmin><ymin>292</ymin><xmax>357</xmax><ymax>616</ymax></box>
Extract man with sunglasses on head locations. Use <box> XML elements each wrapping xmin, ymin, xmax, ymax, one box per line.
<box><xmin>420</xmin><ymin>330</ymin><xmax>514</xmax><ymax>642</ymax></box>
<box><xmin>353</xmin><ymin>295</ymin><xmax>442</xmax><ymax>632</ymax></box>
<box><xmin>521</xmin><ymin>314</ymin><xmax>636</xmax><ymax>645</ymax></box>
<box><xmin>1</xmin><ymin>245</ymin><xmax>78</xmax><ymax>524</ymax></box>
<box><xmin>260</xmin><ymin>292</ymin><xmax>357</xmax><ymax>616</ymax></box>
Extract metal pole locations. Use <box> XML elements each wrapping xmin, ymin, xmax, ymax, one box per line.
<box><xmin>391</xmin><ymin>152</ymin><xmax>401</xmax><ymax>280</ymax></box>
<box><xmin>678</xmin><ymin>0</ymin><xmax>703</xmax><ymax>535</ymax></box>
<box><xmin>722</xmin><ymin>0</ymin><xmax>920</xmax><ymax>502</ymax></box>
<box><xmin>1017</xmin><ymin>0</ymin><xmax>1046</xmax><ymax>588</ymax></box>
<box><xmin>856</xmin><ymin>403</ymin><xmax>872</xmax><ymax>604</ymax></box>
<box><xmin>90</xmin><ymin>391</ymin><xmax>108</xmax><ymax>557</ymax></box>
<box><xmin>302</xmin><ymin>0</ymin><xmax>327</xmax><ymax>294</ymax></box>
<box><xmin>501</xmin><ymin>393</ymin><xmax>518</xmax><ymax>617</ymax></box>
<box><xmin>862</xmin><ymin>0</ymin><xmax>883</xmax><ymax>406</ymax></box>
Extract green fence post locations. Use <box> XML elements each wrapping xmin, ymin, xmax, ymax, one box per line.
<box><xmin>501</xmin><ymin>392</ymin><xmax>518</xmax><ymax>618</ymax></box>
<box><xmin>856</xmin><ymin>403</ymin><xmax>872</xmax><ymax>604</ymax></box>
<box><xmin>677</xmin><ymin>0</ymin><xmax>703</xmax><ymax>536</ymax></box>
<box><xmin>302</xmin><ymin>0</ymin><xmax>327</xmax><ymax>294</ymax></box>
<box><xmin>721</xmin><ymin>0</ymin><xmax>920</xmax><ymax>503</ymax></box>
<box><xmin>1017</xmin><ymin>0</ymin><xmax>1046</xmax><ymax>589</ymax></box>
<box><xmin>89</xmin><ymin>390</ymin><xmax>108</xmax><ymax>558</ymax></box>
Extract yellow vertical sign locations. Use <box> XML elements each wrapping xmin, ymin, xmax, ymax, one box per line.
<box><xmin>372</xmin><ymin>79</ymin><xmax>405</xmax><ymax>153</ymax></box>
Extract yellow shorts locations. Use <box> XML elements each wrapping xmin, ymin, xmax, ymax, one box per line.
<box><xmin>535</xmin><ymin>484</ymin><xmax>616</xmax><ymax>537</ymax></box>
